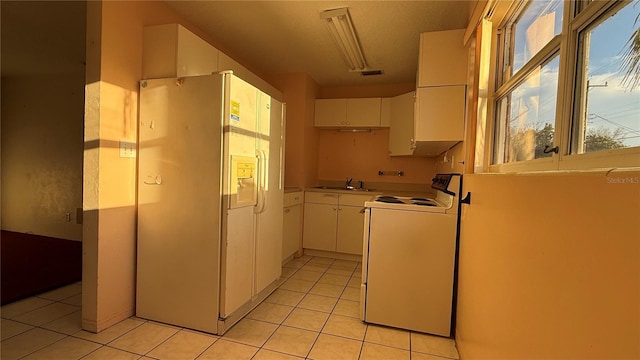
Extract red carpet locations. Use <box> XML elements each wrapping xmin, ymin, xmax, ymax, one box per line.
<box><xmin>1</xmin><ymin>230</ymin><xmax>82</xmax><ymax>305</ymax></box>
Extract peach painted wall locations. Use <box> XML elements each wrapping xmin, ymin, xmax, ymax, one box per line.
<box><xmin>433</xmin><ymin>136</ymin><xmax>467</xmax><ymax>175</ymax></box>
<box><xmin>303</xmin><ymin>77</ymin><xmax>321</xmax><ymax>188</ymax></box>
<box><xmin>268</xmin><ymin>73</ymin><xmax>320</xmax><ymax>188</ymax></box>
<box><xmin>456</xmin><ymin>170</ymin><xmax>640</xmax><ymax>358</ymax></box>
<box><xmin>1</xmin><ymin>2</ymin><xmax>85</xmax><ymax>241</ymax></box>
<box><xmin>317</xmin><ymin>129</ymin><xmax>435</xmax><ymax>185</ymax></box>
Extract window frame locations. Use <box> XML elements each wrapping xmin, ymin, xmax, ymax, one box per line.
<box><xmin>483</xmin><ymin>0</ymin><xmax>640</xmax><ymax>173</ymax></box>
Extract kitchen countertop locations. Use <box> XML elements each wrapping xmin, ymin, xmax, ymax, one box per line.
<box><xmin>304</xmin><ymin>187</ymin><xmax>382</xmax><ymax>196</ymax></box>
<box><xmin>287</xmin><ymin>181</ymin><xmax>435</xmax><ymax>198</ymax></box>
<box><xmin>304</xmin><ymin>186</ymin><xmax>434</xmax><ymax>199</ymax></box>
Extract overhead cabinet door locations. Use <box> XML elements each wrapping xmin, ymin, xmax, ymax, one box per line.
<box><xmin>388</xmin><ymin>91</ymin><xmax>415</xmax><ymax>156</ymax></box>
<box><xmin>417</xmin><ymin>29</ymin><xmax>467</xmax><ymax>87</ymax></box>
<box><xmin>346</xmin><ymin>98</ymin><xmax>381</xmax><ymax>127</ymax></box>
<box><xmin>315</xmin><ymin>99</ymin><xmax>347</xmax><ymax>127</ymax></box>
<box><xmin>315</xmin><ymin>98</ymin><xmax>382</xmax><ymax>127</ymax></box>
<box><xmin>415</xmin><ymin>85</ymin><xmax>465</xmax><ymax>142</ymax></box>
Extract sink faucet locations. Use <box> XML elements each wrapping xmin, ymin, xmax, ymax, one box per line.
<box><xmin>345</xmin><ymin>177</ymin><xmax>353</xmax><ymax>189</ymax></box>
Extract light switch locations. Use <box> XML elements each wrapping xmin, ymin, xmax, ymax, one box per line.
<box><xmin>119</xmin><ymin>141</ymin><xmax>136</xmax><ymax>158</ymax></box>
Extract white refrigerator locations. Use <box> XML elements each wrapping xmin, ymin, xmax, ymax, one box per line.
<box><xmin>136</xmin><ymin>73</ymin><xmax>284</xmax><ymax>334</ymax></box>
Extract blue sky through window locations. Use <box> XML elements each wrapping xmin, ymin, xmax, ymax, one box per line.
<box><xmin>583</xmin><ymin>1</ymin><xmax>640</xmax><ymax>148</ymax></box>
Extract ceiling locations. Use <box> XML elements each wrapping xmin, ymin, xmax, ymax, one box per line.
<box><xmin>164</xmin><ymin>1</ymin><xmax>473</xmax><ymax>87</ymax></box>
<box><xmin>0</xmin><ymin>1</ymin><xmax>473</xmax><ymax>87</ymax></box>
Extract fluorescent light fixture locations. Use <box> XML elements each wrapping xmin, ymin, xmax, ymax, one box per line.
<box><xmin>321</xmin><ymin>7</ymin><xmax>368</xmax><ymax>72</ymax></box>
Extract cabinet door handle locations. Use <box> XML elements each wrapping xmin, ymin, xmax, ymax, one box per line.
<box><xmin>284</xmin><ymin>208</ymin><xmax>291</xmax><ymax>213</ymax></box>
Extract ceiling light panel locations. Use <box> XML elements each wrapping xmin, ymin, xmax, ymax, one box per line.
<box><xmin>320</xmin><ymin>7</ymin><xmax>368</xmax><ymax>72</ymax></box>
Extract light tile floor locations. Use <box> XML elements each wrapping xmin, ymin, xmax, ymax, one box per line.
<box><xmin>0</xmin><ymin>255</ymin><xmax>460</xmax><ymax>360</ymax></box>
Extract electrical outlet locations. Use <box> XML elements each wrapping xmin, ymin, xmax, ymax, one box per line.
<box><xmin>65</xmin><ymin>213</ymin><xmax>71</xmax><ymax>222</ymax></box>
<box><xmin>119</xmin><ymin>140</ymin><xmax>136</xmax><ymax>158</ymax></box>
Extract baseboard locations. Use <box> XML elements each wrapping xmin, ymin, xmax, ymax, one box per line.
<box><xmin>302</xmin><ymin>248</ymin><xmax>363</xmax><ymax>263</ymax></box>
<box><xmin>1</xmin><ymin>230</ymin><xmax>82</xmax><ymax>305</ymax></box>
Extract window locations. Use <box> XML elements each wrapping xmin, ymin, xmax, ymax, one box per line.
<box><xmin>572</xmin><ymin>3</ymin><xmax>640</xmax><ymax>154</ymax></box>
<box><xmin>487</xmin><ymin>0</ymin><xmax>640</xmax><ymax>171</ymax></box>
<box><xmin>510</xmin><ymin>1</ymin><xmax>564</xmax><ymax>76</ymax></box>
<box><xmin>494</xmin><ymin>55</ymin><xmax>560</xmax><ymax>164</ymax></box>
<box><xmin>493</xmin><ymin>0</ymin><xmax>564</xmax><ymax>166</ymax></box>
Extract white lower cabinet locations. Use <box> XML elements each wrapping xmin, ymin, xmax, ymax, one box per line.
<box><xmin>283</xmin><ymin>191</ymin><xmax>303</xmax><ymax>261</ymax></box>
<box><xmin>303</xmin><ymin>201</ymin><xmax>338</xmax><ymax>252</ymax></box>
<box><xmin>303</xmin><ymin>192</ymin><xmax>371</xmax><ymax>255</ymax></box>
<box><xmin>336</xmin><ymin>205</ymin><xmax>366</xmax><ymax>254</ymax></box>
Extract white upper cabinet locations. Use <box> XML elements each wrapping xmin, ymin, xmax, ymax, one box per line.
<box><xmin>417</xmin><ymin>29</ymin><xmax>467</xmax><ymax>87</ymax></box>
<box><xmin>388</xmin><ymin>91</ymin><xmax>415</xmax><ymax>156</ymax></box>
<box><xmin>142</xmin><ymin>24</ymin><xmax>219</xmax><ymax>79</ymax></box>
<box><xmin>315</xmin><ymin>99</ymin><xmax>347</xmax><ymax>127</ymax></box>
<box><xmin>346</xmin><ymin>98</ymin><xmax>382</xmax><ymax>127</ymax></box>
<box><xmin>387</xmin><ymin>87</ymin><xmax>465</xmax><ymax>157</ymax></box>
<box><xmin>314</xmin><ymin>98</ymin><xmax>383</xmax><ymax>128</ymax></box>
<box><xmin>404</xmin><ymin>28</ymin><xmax>467</xmax><ymax>157</ymax></box>
<box><xmin>219</xmin><ymin>52</ymin><xmax>247</xmax><ymax>79</ymax></box>
<box><xmin>141</xmin><ymin>24</ymin><xmax>283</xmax><ymax>100</ymax></box>
<box><xmin>380</xmin><ymin>98</ymin><xmax>391</xmax><ymax>127</ymax></box>
<box><xmin>415</xmin><ymin>85</ymin><xmax>465</xmax><ymax>141</ymax></box>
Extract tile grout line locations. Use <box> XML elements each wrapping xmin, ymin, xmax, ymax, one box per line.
<box><xmin>253</xmin><ymin>255</ymin><xmax>350</xmax><ymax>359</ymax></box>
<box><xmin>3</xmin><ymin>256</ymin><xmax>370</xmax><ymax>360</ymax></box>
<box><xmin>220</xmin><ymin>256</ymin><xmax>316</xmax><ymax>356</ymax></box>
<box><xmin>299</xmin><ymin>256</ymin><xmax>365</xmax><ymax>359</ymax></box>
<box><xmin>191</xmin><ymin>335</ymin><xmax>222</xmax><ymax>360</ymax></box>
<box><xmin>294</xmin><ymin>256</ymin><xmax>334</xmax><ymax>360</ymax></box>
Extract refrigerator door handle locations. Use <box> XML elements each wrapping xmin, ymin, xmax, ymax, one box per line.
<box><xmin>255</xmin><ymin>151</ymin><xmax>263</xmax><ymax>213</ymax></box>
<box><xmin>257</xmin><ymin>149</ymin><xmax>267</xmax><ymax>214</ymax></box>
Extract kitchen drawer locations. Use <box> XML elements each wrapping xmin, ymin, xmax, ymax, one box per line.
<box><xmin>339</xmin><ymin>193</ymin><xmax>374</xmax><ymax>206</ymax></box>
<box><xmin>305</xmin><ymin>191</ymin><xmax>339</xmax><ymax>205</ymax></box>
<box><xmin>284</xmin><ymin>191</ymin><xmax>303</xmax><ymax>207</ymax></box>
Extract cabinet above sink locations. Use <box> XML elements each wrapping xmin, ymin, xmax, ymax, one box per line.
<box><xmin>314</xmin><ymin>98</ymin><xmax>385</xmax><ymax>128</ymax></box>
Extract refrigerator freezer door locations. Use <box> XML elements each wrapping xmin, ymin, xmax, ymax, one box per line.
<box><xmin>220</xmin><ymin>74</ymin><xmax>261</xmax><ymax>319</ymax></box>
<box><xmin>229</xmin><ymin>155</ymin><xmax>257</xmax><ymax>209</ymax></box>
<box><xmin>137</xmin><ymin>75</ymin><xmax>223</xmax><ymax>333</ymax></box>
<box><xmin>220</xmin><ymin>206</ymin><xmax>255</xmax><ymax>318</ymax></box>
<box><xmin>223</xmin><ymin>75</ymin><xmax>259</xmax><ymax>210</ymax></box>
